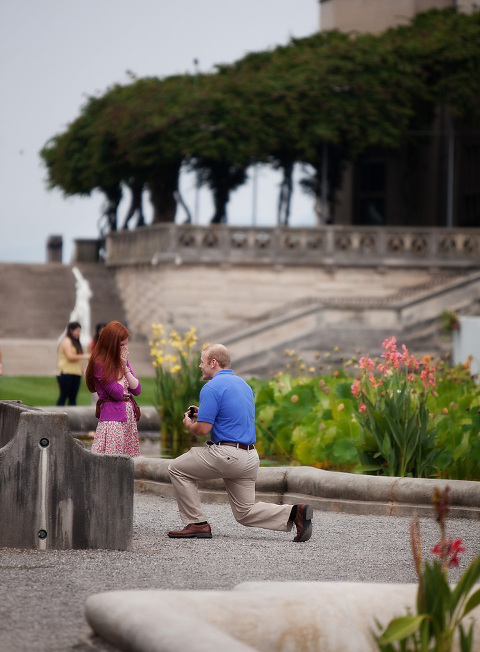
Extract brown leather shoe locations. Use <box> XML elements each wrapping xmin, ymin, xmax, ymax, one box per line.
<box><xmin>168</xmin><ymin>523</ymin><xmax>212</xmax><ymax>539</ymax></box>
<box><xmin>293</xmin><ymin>504</ymin><xmax>313</xmax><ymax>542</ymax></box>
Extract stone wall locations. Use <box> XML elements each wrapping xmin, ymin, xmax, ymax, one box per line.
<box><xmin>0</xmin><ymin>401</ymin><xmax>133</xmax><ymax>550</ymax></box>
<box><xmin>105</xmin><ymin>224</ymin><xmax>480</xmax><ymax>269</ymax></box>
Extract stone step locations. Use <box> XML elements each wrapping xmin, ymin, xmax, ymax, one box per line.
<box><xmin>0</xmin><ymin>263</ymin><xmax>126</xmax><ymax>340</ymax></box>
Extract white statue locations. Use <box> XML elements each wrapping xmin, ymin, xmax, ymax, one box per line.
<box><xmin>57</xmin><ymin>267</ymin><xmax>93</xmax><ymax>350</ymax></box>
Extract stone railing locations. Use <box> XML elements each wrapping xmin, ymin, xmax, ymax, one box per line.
<box><xmin>104</xmin><ymin>224</ymin><xmax>480</xmax><ymax>268</ymax></box>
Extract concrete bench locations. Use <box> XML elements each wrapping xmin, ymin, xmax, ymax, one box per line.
<box><xmin>0</xmin><ymin>400</ymin><xmax>133</xmax><ymax>550</ymax></box>
<box><xmin>85</xmin><ymin>581</ymin><xmax>480</xmax><ymax>652</ymax></box>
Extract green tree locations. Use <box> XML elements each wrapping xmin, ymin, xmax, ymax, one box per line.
<box><xmin>40</xmin><ymin>94</ymin><xmax>128</xmax><ymax>232</ymax></box>
<box><xmin>96</xmin><ymin>76</ymin><xmax>197</xmax><ymax>224</ymax></box>
<box><xmin>186</xmin><ymin>72</ymin><xmax>255</xmax><ymax>223</ymax></box>
<box><xmin>41</xmin><ymin>8</ymin><xmax>480</xmax><ymax>231</ymax></box>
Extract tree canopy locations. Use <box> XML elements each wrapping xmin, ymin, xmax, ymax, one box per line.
<box><xmin>40</xmin><ymin>8</ymin><xmax>480</xmax><ymax>231</ymax></box>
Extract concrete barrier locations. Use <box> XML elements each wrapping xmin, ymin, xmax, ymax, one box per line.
<box><xmin>0</xmin><ymin>400</ymin><xmax>134</xmax><ymax>550</ymax></box>
<box><xmin>133</xmin><ymin>456</ymin><xmax>480</xmax><ymax>520</ymax></box>
<box><xmin>40</xmin><ymin>405</ymin><xmax>160</xmax><ymax>434</ymax></box>
<box><xmin>85</xmin><ymin>581</ymin><xmax>480</xmax><ymax>652</ymax></box>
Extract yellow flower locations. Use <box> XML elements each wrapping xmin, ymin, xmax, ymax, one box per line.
<box><xmin>151</xmin><ymin>323</ymin><xmax>164</xmax><ymax>338</ymax></box>
<box><xmin>309</xmin><ymin>366</ymin><xmax>315</xmax><ymax>374</ymax></box>
<box><xmin>171</xmin><ymin>365</ymin><xmax>181</xmax><ymax>374</ymax></box>
<box><xmin>183</xmin><ymin>328</ymin><xmax>198</xmax><ymax>349</ymax></box>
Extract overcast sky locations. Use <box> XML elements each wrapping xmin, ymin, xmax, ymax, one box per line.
<box><xmin>0</xmin><ymin>0</ymin><xmax>318</xmax><ymax>264</ymax></box>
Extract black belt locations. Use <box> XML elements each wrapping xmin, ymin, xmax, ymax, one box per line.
<box><xmin>209</xmin><ymin>440</ymin><xmax>255</xmax><ymax>451</ymax></box>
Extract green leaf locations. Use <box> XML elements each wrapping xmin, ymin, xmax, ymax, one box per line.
<box><xmin>378</xmin><ymin>615</ymin><xmax>428</xmax><ymax>644</ymax></box>
<box><xmin>463</xmin><ymin>586</ymin><xmax>480</xmax><ymax>618</ymax></box>
<box><xmin>452</xmin><ymin>556</ymin><xmax>480</xmax><ymax>613</ymax></box>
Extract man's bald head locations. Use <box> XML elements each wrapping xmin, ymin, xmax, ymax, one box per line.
<box><xmin>203</xmin><ymin>344</ymin><xmax>231</xmax><ymax>369</ymax></box>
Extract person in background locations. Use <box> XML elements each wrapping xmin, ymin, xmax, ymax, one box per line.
<box><xmin>56</xmin><ymin>322</ymin><xmax>89</xmax><ymax>405</ymax></box>
<box><xmin>89</xmin><ymin>323</ymin><xmax>107</xmax><ymax>353</ymax></box>
<box><xmin>167</xmin><ymin>343</ymin><xmax>313</xmax><ymax>542</ymax></box>
<box><xmin>85</xmin><ymin>320</ymin><xmax>141</xmax><ymax>457</ymax></box>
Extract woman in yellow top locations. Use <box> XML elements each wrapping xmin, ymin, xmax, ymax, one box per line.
<box><xmin>56</xmin><ymin>322</ymin><xmax>89</xmax><ymax>405</ymax></box>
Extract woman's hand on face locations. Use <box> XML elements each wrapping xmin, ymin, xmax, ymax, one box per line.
<box><xmin>120</xmin><ymin>345</ymin><xmax>129</xmax><ymax>364</ymax></box>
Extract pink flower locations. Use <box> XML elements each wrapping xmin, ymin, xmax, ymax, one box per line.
<box><xmin>359</xmin><ymin>403</ymin><xmax>366</xmax><ymax>413</ymax></box>
<box><xmin>368</xmin><ymin>372</ymin><xmax>378</xmax><ymax>387</ymax></box>
<box><xmin>382</xmin><ymin>336</ymin><xmax>397</xmax><ymax>350</ymax></box>
<box><xmin>351</xmin><ymin>380</ymin><xmax>361</xmax><ymax>397</ymax></box>
<box><xmin>359</xmin><ymin>357</ymin><xmax>374</xmax><ymax>370</ymax></box>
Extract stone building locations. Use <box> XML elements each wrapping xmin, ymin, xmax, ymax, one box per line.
<box><xmin>319</xmin><ymin>0</ymin><xmax>477</xmax><ymax>35</ymax></box>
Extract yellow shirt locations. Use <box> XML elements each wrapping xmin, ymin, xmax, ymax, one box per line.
<box><xmin>57</xmin><ymin>340</ymin><xmax>82</xmax><ymax>376</ymax></box>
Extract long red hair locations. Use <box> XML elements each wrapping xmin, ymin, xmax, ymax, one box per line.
<box><xmin>85</xmin><ymin>321</ymin><xmax>130</xmax><ymax>392</ymax></box>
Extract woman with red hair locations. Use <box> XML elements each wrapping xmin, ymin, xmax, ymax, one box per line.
<box><xmin>86</xmin><ymin>321</ymin><xmax>141</xmax><ymax>457</ymax></box>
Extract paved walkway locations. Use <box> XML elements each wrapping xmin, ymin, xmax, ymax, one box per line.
<box><xmin>1</xmin><ymin>492</ymin><xmax>479</xmax><ymax>651</ymax></box>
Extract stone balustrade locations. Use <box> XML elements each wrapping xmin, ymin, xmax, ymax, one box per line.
<box><xmin>103</xmin><ymin>224</ymin><xmax>480</xmax><ymax>268</ymax></box>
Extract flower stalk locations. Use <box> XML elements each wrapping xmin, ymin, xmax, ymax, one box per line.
<box><xmin>377</xmin><ymin>486</ymin><xmax>480</xmax><ymax>652</ymax></box>
<box><xmin>150</xmin><ymin>324</ymin><xmax>204</xmax><ymax>457</ymax></box>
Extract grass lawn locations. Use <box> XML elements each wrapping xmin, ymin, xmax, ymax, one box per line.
<box><xmin>0</xmin><ymin>376</ymin><xmax>157</xmax><ymax>407</ymax></box>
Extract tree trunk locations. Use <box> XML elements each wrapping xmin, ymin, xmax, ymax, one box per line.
<box><xmin>148</xmin><ymin>163</ymin><xmax>181</xmax><ymax>223</ymax></box>
<box><xmin>101</xmin><ymin>184</ymin><xmax>122</xmax><ymax>233</ymax></box>
<box><xmin>277</xmin><ymin>161</ymin><xmax>293</xmax><ymax>226</ymax></box>
<box><xmin>122</xmin><ymin>179</ymin><xmax>145</xmax><ymax>229</ymax></box>
<box><xmin>174</xmin><ymin>190</ymin><xmax>193</xmax><ymax>224</ymax></box>
<box><xmin>210</xmin><ymin>183</ymin><xmax>229</xmax><ymax>223</ymax></box>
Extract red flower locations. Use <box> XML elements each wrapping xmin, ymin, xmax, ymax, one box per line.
<box><xmin>432</xmin><ymin>537</ymin><xmax>466</xmax><ymax>568</ymax></box>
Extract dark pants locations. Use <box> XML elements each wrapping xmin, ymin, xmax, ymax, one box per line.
<box><xmin>56</xmin><ymin>373</ymin><xmax>81</xmax><ymax>406</ymax></box>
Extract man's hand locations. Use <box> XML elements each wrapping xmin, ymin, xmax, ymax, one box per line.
<box><xmin>187</xmin><ymin>405</ymin><xmax>198</xmax><ymax>420</ymax></box>
<box><xmin>183</xmin><ymin>407</ymin><xmax>212</xmax><ymax>437</ymax></box>
<box><xmin>183</xmin><ymin>405</ymin><xmax>198</xmax><ymax>429</ymax></box>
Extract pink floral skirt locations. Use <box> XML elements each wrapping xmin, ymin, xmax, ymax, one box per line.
<box><xmin>91</xmin><ymin>400</ymin><xmax>140</xmax><ymax>457</ymax></box>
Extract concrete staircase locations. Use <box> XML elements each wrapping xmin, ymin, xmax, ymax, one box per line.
<box><xmin>208</xmin><ymin>269</ymin><xmax>480</xmax><ymax>376</ymax></box>
<box><xmin>0</xmin><ymin>262</ymin><xmax>127</xmax><ymax>338</ymax></box>
<box><xmin>2</xmin><ymin>261</ymin><xmax>480</xmax><ymax>378</ymax></box>
<box><xmin>0</xmin><ymin>262</ymin><xmax>138</xmax><ymax>376</ymax></box>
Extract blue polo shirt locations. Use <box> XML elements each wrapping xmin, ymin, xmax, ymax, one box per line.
<box><xmin>196</xmin><ymin>369</ymin><xmax>256</xmax><ymax>445</ymax></box>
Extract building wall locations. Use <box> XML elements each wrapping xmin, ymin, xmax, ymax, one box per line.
<box><xmin>319</xmin><ymin>0</ymin><xmax>465</xmax><ymax>34</ymax></box>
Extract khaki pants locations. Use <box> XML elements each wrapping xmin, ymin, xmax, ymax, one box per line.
<box><xmin>168</xmin><ymin>443</ymin><xmax>294</xmax><ymax>532</ymax></box>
